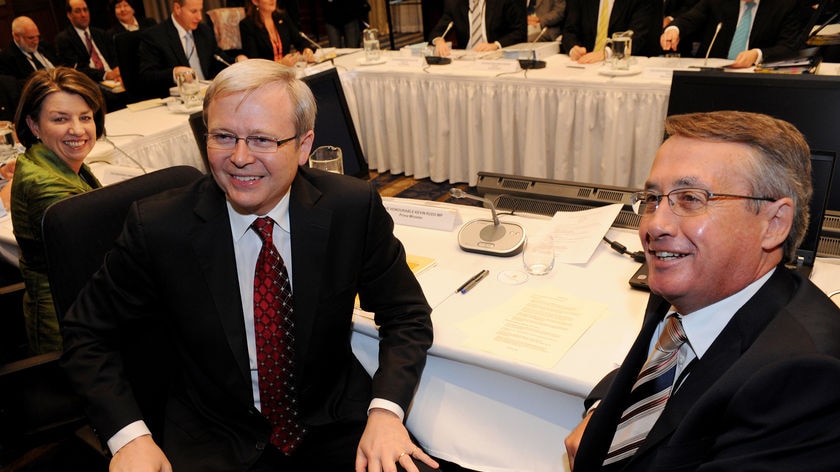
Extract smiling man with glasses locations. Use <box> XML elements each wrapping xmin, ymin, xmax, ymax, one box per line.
<box><xmin>564</xmin><ymin>111</ymin><xmax>840</xmax><ymax>471</ymax></box>
<box><xmin>62</xmin><ymin>59</ymin><xmax>439</xmax><ymax>472</ymax></box>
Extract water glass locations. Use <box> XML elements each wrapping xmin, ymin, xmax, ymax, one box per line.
<box><xmin>363</xmin><ymin>28</ymin><xmax>380</xmax><ymax>62</ymax></box>
<box><xmin>522</xmin><ymin>233</ymin><xmax>555</xmax><ymax>276</ymax></box>
<box><xmin>309</xmin><ymin>146</ymin><xmax>344</xmax><ymax>174</ymax></box>
<box><xmin>606</xmin><ymin>31</ymin><xmax>633</xmax><ymax>70</ymax></box>
<box><xmin>176</xmin><ymin>69</ymin><xmax>201</xmax><ymax>107</ymax></box>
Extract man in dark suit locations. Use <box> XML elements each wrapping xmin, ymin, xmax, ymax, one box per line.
<box><xmin>427</xmin><ymin>0</ymin><xmax>527</xmax><ymax>55</ymax></box>
<box><xmin>61</xmin><ymin>59</ymin><xmax>439</xmax><ymax>471</ymax></box>
<box><xmin>564</xmin><ymin>111</ymin><xmax>840</xmax><ymax>471</ymax></box>
<box><xmin>138</xmin><ymin>0</ymin><xmax>230</xmax><ymax>98</ymax></box>
<box><xmin>661</xmin><ymin>0</ymin><xmax>803</xmax><ymax>67</ymax></box>
<box><xmin>55</xmin><ymin>0</ymin><xmax>122</xmax><ymax>84</ymax></box>
<box><xmin>0</xmin><ymin>16</ymin><xmax>58</xmax><ymax>87</ymax></box>
<box><xmin>562</xmin><ymin>0</ymin><xmax>661</xmax><ymax>62</ymax></box>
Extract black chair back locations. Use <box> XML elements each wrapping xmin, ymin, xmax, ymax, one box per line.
<box><xmin>114</xmin><ymin>31</ymin><xmax>155</xmax><ymax>102</ymax></box>
<box><xmin>42</xmin><ymin>165</ymin><xmax>204</xmax><ymax>438</ymax></box>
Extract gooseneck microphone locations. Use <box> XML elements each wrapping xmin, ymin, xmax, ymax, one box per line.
<box><xmin>449</xmin><ymin>188</ymin><xmax>526</xmax><ymax>256</ymax></box>
<box><xmin>300</xmin><ymin>31</ymin><xmax>321</xmax><ymax>50</ymax></box>
<box><xmin>439</xmin><ymin>21</ymin><xmax>454</xmax><ymax>43</ymax></box>
<box><xmin>214</xmin><ymin>54</ymin><xmax>232</xmax><ymax>67</ymax></box>
<box><xmin>520</xmin><ymin>26</ymin><xmax>549</xmax><ymax>69</ymax></box>
<box><xmin>705</xmin><ymin>22</ymin><xmax>723</xmax><ymax>66</ymax></box>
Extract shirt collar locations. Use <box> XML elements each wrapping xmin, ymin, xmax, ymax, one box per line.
<box><xmin>171</xmin><ymin>14</ymin><xmax>190</xmax><ymax>38</ymax></box>
<box><xmin>226</xmin><ymin>191</ymin><xmax>292</xmax><ymax>242</ymax></box>
<box><xmin>678</xmin><ymin>267</ymin><xmax>775</xmax><ymax>359</ymax></box>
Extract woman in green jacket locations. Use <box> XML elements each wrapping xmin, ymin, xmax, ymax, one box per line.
<box><xmin>11</xmin><ymin>67</ymin><xmax>105</xmax><ymax>354</ymax></box>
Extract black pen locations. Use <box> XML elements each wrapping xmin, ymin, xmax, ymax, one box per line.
<box><xmin>457</xmin><ymin>269</ymin><xmax>489</xmax><ymax>294</ymax></box>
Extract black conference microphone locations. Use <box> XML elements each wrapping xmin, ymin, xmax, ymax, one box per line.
<box><xmin>449</xmin><ymin>188</ymin><xmax>525</xmax><ymax>256</ymax></box>
<box><xmin>520</xmin><ymin>26</ymin><xmax>549</xmax><ymax>69</ymax></box>
<box><xmin>690</xmin><ymin>22</ymin><xmax>723</xmax><ymax>70</ymax></box>
<box><xmin>214</xmin><ymin>54</ymin><xmax>232</xmax><ymax>67</ymax></box>
<box><xmin>426</xmin><ymin>21</ymin><xmax>454</xmax><ymax>65</ymax></box>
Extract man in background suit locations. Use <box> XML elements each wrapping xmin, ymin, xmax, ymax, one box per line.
<box><xmin>55</xmin><ymin>0</ymin><xmax>121</xmax><ymax>84</ymax></box>
<box><xmin>427</xmin><ymin>0</ymin><xmax>527</xmax><ymax>56</ymax></box>
<box><xmin>661</xmin><ymin>0</ymin><xmax>803</xmax><ymax>67</ymax></box>
<box><xmin>61</xmin><ymin>59</ymin><xmax>439</xmax><ymax>471</ymax></box>
<box><xmin>562</xmin><ymin>0</ymin><xmax>662</xmax><ymax>63</ymax></box>
<box><xmin>564</xmin><ymin>111</ymin><xmax>840</xmax><ymax>471</ymax></box>
<box><xmin>0</xmin><ymin>17</ymin><xmax>58</xmax><ymax>87</ymax></box>
<box><xmin>138</xmin><ymin>0</ymin><xmax>230</xmax><ymax>98</ymax></box>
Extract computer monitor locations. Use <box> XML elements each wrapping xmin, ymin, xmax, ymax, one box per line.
<box><xmin>302</xmin><ymin>68</ymin><xmax>369</xmax><ymax>179</ymax></box>
<box><xmin>667</xmin><ymin>71</ymin><xmax>840</xmax><ymax>211</ymax></box>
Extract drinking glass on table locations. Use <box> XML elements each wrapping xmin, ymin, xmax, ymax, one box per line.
<box><xmin>176</xmin><ymin>69</ymin><xmax>201</xmax><ymax>107</ymax></box>
<box><xmin>309</xmin><ymin>146</ymin><xmax>344</xmax><ymax>174</ymax></box>
<box><xmin>522</xmin><ymin>233</ymin><xmax>555</xmax><ymax>275</ymax></box>
<box><xmin>363</xmin><ymin>28</ymin><xmax>381</xmax><ymax>62</ymax></box>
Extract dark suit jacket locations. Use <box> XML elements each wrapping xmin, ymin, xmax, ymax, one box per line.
<box><xmin>561</xmin><ymin>0</ymin><xmax>662</xmax><ymax>57</ymax></box>
<box><xmin>427</xmin><ymin>0</ymin><xmax>527</xmax><ymax>48</ymax></box>
<box><xmin>573</xmin><ymin>267</ymin><xmax>840</xmax><ymax>472</ymax></box>
<box><xmin>61</xmin><ymin>168</ymin><xmax>433</xmax><ymax>469</ymax></box>
<box><xmin>0</xmin><ymin>43</ymin><xmax>59</xmax><ymax>84</ymax></box>
<box><xmin>671</xmin><ymin>0</ymin><xmax>803</xmax><ymax>62</ymax></box>
<box><xmin>534</xmin><ymin>0</ymin><xmax>566</xmax><ymax>42</ymax></box>
<box><xmin>239</xmin><ymin>11</ymin><xmax>311</xmax><ymax>60</ymax></box>
<box><xmin>55</xmin><ymin>26</ymin><xmax>118</xmax><ymax>82</ymax></box>
<box><xmin>138</xmin><ymin>18</ymin><xmax>226</xmax><ymax>98</ymax></box>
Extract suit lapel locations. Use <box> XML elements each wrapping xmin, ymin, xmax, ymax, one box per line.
<box><xmin>190</xmin><ymin>177</ymin><xmax>253</xmax><ymax>385</ymax></box>
<box><xmin>629</xmin><ymin>268</ymin><xmax>797</xmax><ymax>464</ymax></box>
<box><xmin>166</xmin><ymin>19</ymin><xmax>190</xmax><ymax>65</ymax></box>
<box><xmin>287</xmin><ymin>170</ymin><xmax>333</xmax><ymax>364</ymax></box>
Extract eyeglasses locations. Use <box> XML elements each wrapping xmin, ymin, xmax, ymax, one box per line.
<box><xmin>205</xmin><ymin>133</ymin><xmax>297</xmax><ymax>153</ymax></box>
<box><xmin>631</xmin><ymin>188</ymin><xmax>776</xmax><ymax>217</ymax></box>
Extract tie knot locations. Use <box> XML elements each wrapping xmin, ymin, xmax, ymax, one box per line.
<box><xmin>252</xmin><ymin>217</ymin><xmax>275</xmax><ymax>243</ymax></box>
<box><xmin>658</xmin><ymin>315</ymin><xmax>688</xmax><ymax>353</ymax></box>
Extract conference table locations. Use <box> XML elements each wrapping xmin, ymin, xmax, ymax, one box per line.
<box><xmin>331</xmin><ymin>50</ymin><xmax>840</xmax><ymax>188</ymax></box>
<box><xmin>351</xmin><ymin>198</ymin><xmax>840</xmax><ymax>472</ymax></box>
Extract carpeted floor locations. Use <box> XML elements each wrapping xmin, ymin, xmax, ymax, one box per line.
<box><xmin>369</xmin><ymin>170</ymin><xmax>483</xmax><ymax>207</ymax></box>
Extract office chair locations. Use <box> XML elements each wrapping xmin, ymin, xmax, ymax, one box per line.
<box><xmin>188</xmin><ymin>110</ymin><xmax>209</xmax><ymax>171</ymax></box>
<box><xmin>41</xmin><ymin>165</ymin><xmax>204</xmax><ymax>441</ymax></box>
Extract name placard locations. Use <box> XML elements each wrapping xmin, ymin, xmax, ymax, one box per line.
<box><xmin>388</xmin><ymin>56</ymin><xmax>425</xmax><ymax>68</ymax></box>
<box><xmin>384</xmin><ymin>201</ymin><xmax>458</xmax><ymax>231</ymax></box>
<box><xmin>474</xmin><ymin>59</ymin><xmax>520</xmax><ymax>73</ymax></box>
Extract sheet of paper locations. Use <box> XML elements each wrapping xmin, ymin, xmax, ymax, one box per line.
<box><xmin>549</xmin><ymin>204</ymin><xmax>623</xmax><ymax>264</ymax></box>
<box><xmin>460</xmin><ymin>287</ymin><xmax>608</xmax><ymax>368</ymax></box>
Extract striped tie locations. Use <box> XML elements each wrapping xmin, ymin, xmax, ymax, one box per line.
<box><xmin>603</xmin><ymin>314</ymin><xmax>688</xmax><ymax>465</ymax></box>
<box><xmin>727</xmin><ymin>1</ymin><xmax>755</xmax><ymax>59</ymax></box>
<box><xmin>594</xmin><ymin>0</ymin><xmax>611</xmax><ymax>51</ymax></box>
<box><xmin>467</xmin><ymin>0</ymin><xmax>486</xmax><ymax>49</ymax></box>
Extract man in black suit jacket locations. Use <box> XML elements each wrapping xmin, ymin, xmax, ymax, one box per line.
<box><xmin>55</xmin><ymin>0</ymin><xmax>121</xmax><ymax>84</ymax></box>
<box><xmin>61</xmin><ymin>59</ymin><xmax>439</xmax><ymax>471</ymax></box>
<box><xmin>138</xmin><ymin>0</ymin><xmax>229</xmax><ymax>98</ymax></box>
<box><xmin>661</xmin><ymin>0</ymin><xmax>802</xmax><ymax>67</ymax></box>
<box><xmin>564</xmin><ymin>111</ymin><xmax>840</xmax><ymax>471</ymax></box>
<box><xmin>562</xmin><ymin>0</ymin><xmax>661</xmax><ymax>62</ymax></box>
<box><xmin>0</xmin><ymin>16</ymin><xmax>58</xmax><ymax>87</ymax></box>
<box><xmin>427</xmin><ymin>0</ymin><xmax>526</xmax><ymax>55</ymax></box>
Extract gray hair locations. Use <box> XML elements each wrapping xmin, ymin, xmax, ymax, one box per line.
<box><xmin>202</xmin><ymin>59</ymin><xmax>316</xmax><ymax>144</ymax></box>
<box><xmin>664</xmin><ymin>111</ymin><xmax>811</xmax><ymax>263</ymax></box>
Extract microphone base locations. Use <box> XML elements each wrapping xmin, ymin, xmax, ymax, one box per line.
<box><xmin>519</xmin><ymin>59</ymin><xmax>546</xmax><ymax>69</ymax></box>
<box><xmin>457</xmin><ymin>219</ymin><xmax>526</xmax><ymax>257</ymax></box>
<box><xmin>425</xmin><ymin>56</ymin><xmax>452</xmax><ymax>65</ymax></box>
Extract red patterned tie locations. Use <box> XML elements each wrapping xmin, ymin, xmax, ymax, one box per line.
<box><xmin>84</xmin><ymin>31</ymin><xmax>104</xmax><ymax>70</ymax></box>
<box><xmin>252</xmin><ymin>217</ymin><xmax>305</xmax><ymax>455</ymax></box>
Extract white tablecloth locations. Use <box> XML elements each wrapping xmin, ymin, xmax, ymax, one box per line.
<box><xmin>333</xmin><ymin>52</ymin><xmax>840</xmax><ymax>187</ymax></box>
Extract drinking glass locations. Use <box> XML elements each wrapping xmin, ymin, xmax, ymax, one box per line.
<box><xmin>522</xmin><ymin>233</ymin><xmax>555</xmax><ymax>276</ymax></box>
<box><xmin>176</xmin><ymin>69</ymin><xmax>201</xmax><ymax>107</ymax></box>
<box><xmin>363</xmin><ymin>28</ymin><xmax>380</xmax><ymax>62</ymax></box>
<box><xmin>309</xmin><ymin>146</ymin><xmax>344</xmax><ymax>174</ymax></box>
